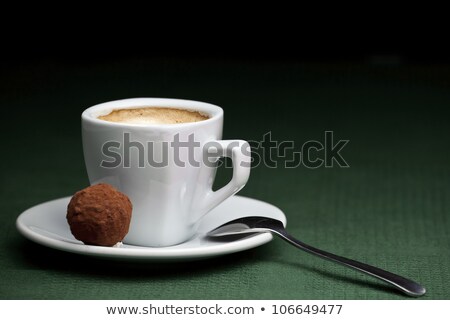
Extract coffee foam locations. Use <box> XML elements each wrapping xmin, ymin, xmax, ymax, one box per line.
<box><xmin>98</xmin><ymin>107</ymin><xmax>209</xmax><ymax>124</ymax></box>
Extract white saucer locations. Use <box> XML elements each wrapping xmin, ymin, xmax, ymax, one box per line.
<box><xmin>16</xmin><ymin>195</ymin><xmax>286</xmax><ymax>261</ymax></box>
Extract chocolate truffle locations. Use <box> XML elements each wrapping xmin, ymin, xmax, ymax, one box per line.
<box><xmin>66</xmin><ymin>183</ymin><xmax>132</xmax><ymax>246</ymax></box>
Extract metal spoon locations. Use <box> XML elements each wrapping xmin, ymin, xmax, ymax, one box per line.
<box><xmin>207</xmin><ymin>216</ymin><xmax>426</xmax><ymax>297</ymax></box>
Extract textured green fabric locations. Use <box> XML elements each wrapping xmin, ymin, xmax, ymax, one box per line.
<box><xmin>0</xmin><ymin>59</ymin><xmax>449</xmax><ymax>299</ymax></box>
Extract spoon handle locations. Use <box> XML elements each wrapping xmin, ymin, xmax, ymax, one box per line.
<box><xmin>270</xmin><ymin>227</ymin><xmax>426</xmax><ymax>297</ymax></box>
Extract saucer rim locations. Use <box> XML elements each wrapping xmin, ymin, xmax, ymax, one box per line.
<box><xmin>16</xmin><ymin>195</ymin><xmax>283</xmax><ymax>261</ymax></box>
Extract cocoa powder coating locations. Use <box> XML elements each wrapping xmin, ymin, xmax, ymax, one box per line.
<box><xmin>66</xmin><ymin>183</ymin><xmax>132</xmax><ymax>246</ymax></box>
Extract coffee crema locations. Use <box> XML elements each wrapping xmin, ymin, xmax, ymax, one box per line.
<box><xmin>98</xmin><ymin>107</ymin><xmax>209</xmax><ymax>124</ymax></box>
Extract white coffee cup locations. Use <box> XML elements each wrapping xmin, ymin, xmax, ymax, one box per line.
<box><xmin>82</xmin><ymin>98</ymin><xmax>251</xmax><ymax>247</ymax></box>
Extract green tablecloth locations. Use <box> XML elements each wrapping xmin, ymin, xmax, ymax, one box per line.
<box><xmin>1</xmin><ymin>58</ymin><xmax>449</xmax><ymax>299</ymax></box>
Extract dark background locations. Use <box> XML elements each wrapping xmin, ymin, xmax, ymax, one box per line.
<box><xmin>1</xmin><ymin>40</ymin><xmax>449</xmax><ymax>299</ymax></box>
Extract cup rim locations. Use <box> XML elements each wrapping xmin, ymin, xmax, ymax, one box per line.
<box><xmin>82</xmin><ymin>98</ymin><xmax>223</xmax><ymax>128</ymax></box>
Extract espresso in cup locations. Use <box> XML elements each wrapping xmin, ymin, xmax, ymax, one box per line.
<box><xmin>98</xmin><ymin>107</ymin><xmax>209</xmax><ymax>125</ymax></box>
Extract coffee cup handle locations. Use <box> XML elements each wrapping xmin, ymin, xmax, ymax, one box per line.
<box><xmin>201</xmin><ymin>140</ymin><xmax>251</xmax><ymax>214</ymax></box>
